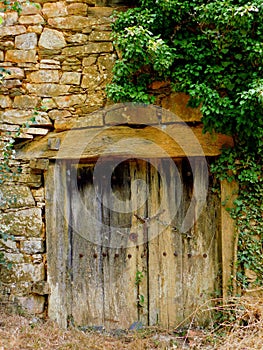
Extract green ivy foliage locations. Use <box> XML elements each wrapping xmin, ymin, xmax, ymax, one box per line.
<box><xmin>211</xmin><ymin>146</ymin><xmax>263</xmax><ymax>289</ymax></box>
<box><xmin>107</xmin><ymin>0</ymin><xmax>263</xmax><ymax>290</ymax></box>
<box><xmin>0</xmin><ymin>1</ymin><xmax>22</xmax><ymax>19</ymax></box>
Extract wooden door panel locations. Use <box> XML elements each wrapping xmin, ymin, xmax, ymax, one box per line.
<box><xmin>70</xmin><ymin>165</ymin><xmax>104</xmax><ymax>326</ymax></box>
<box><xmin>179</xmin><ymin>159</ymin><xmax>220</xmax><ymax>325</ymax></box>
<box><xmin>48</xmin><ymin>158</ymin><xmax>221</xmax><ymax>329</ymax></box>
<box><xmin>70</xmin><ymin>160</ymin><xmax>149</xmax><ymax>328</ymax></box>
<box><xmin>147</xmin><ymin>158</ymin><xmax>220</xmax><ymax>327</ymax></box>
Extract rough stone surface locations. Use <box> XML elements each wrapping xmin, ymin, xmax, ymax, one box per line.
<box><xmin>39</xmin><ymin>28</ymin><xmax>67</xmax><ymax>50</ymax></box>
<box><xmin>48</xmin><ymin>109</ymin><xmax>72</xmax><ymax>121</ymax></box>
<box><xmin>15</xmin><ymin>172</ymin><xmax>43</xmax><ymax>186</ymax></box>
<box><xmin>27</xmin><ymin>70</ymin><xmax>60</xmax><ymax>83</ymax></box>
<box><xmin>28</xmin><ymin>24</ymin><xmax>43</xmax><ymax>34</ymax></box>
<box><xmin>0</xmin><ymin>25</ymin><xmax>26</xmax><ymax>38</ymax></box>
<box><xmin>98</xmin><ymin>54</ymin><xmax>115</xmax><ymax>72</ymax></box>
<box><xmin>89</xmin><ymin>30</ymin><xmax>111</xmax><ymax>42</ymax></box>
<box><xmin>82</xmin><ymin>56</ymin><xmax>97</xmax><ymax>66</ymax></box>
<box><xmin>41</xmin><ymin>98</ymin><xmax>57</xmax><ymax>110</ymax></box>
<box><xmin>3</xmin><ymin>67</ymin><xmax>24</xmax><ymax>79</ymax></box>
<box><xmin>81</xmin><ymin>71</ymin><xmax>104</xmax><ymax>89</ymax></box>
<box><xmin>21</xmin><ymin>3</ymin><xmax>42</xmax><ymax>16</ymax></box>
<box><xmin>0</xmin><ymin>95</ymin><xmax>12</xmax><ymax>108</ymax></box>
<box><xmin>0</xmin><ymin>12</ymin><xmax>19</xmax><ymax>26</ymax></box>
<box><xmin>18</xmin><ymin>15</ymin><xmax>45</xmax><ymax>25</ymax></box>
<box><xmin>48</xmin><ymin>15</ymin><xmax>98</xmax><ymax>30</ymax></box>
<box><xmin>25</xmin><ymin>83</ymin><xmax>70</xmax><ymax>97</ymax></box>
<box><xmin>60</xmin><ymin>71</ymin><xmax>81</xmax><ymax>85</ymax></box>
<box><xmin>3</xmin><ymin>253</ymin><xmax>26</xmax><ymax>264</ymax></box>
<box><xmin>66</xmin><ymin>33</ymin><xmax>88</xmax><ymax>44</ymax></box>
<box><xmin>62</xmin><ymin>42</ymin><xmax>113</xmax><ymax>56</ymax></box>
<box><xmin>22</xmin><ymin>127</ymin><xmax>49</xmax><ymax>136</ymax></box>
<box><xmin>0</xmin><ymin>109</ymin><xmax>52</xmax><ymax>126</ymax></box>
<box><xmin>0</xmin><ymin>239</ymin><xmax>18</xmax><ymax>253</ymax></box>
<box><xmin>15</xmin><ymin>33</ymin><xmax>38</xmax><ymax>50</ymax></box>
<box><xmin>40</xmin><ymin>58</ymin><xmax>61</xmax><ymax>69</ymax></box>
<box><xmin>0</xmin><ymin>186</ymin><xmax>35</xmax><ymax>210</ymax></box>
<box><xmin>74</xmin><ymin>112</ymin><xmax>104</xmax><ymax>128</ymax></box>
<box><xmin>53</xmin><ymin>118</ymin><xmax>76</xmax><ymax>131</ymax></box>
<box><xmin>31</xmin><ymin>281</ymin><xmax>50</xmax><ymax>295</ymax></box>
<box><xmin>5</xmin><ymin>49</ymin><xmax>37</xmax><ymax>63</ymax></box>
<box><xmin>105</xmin><ymin>104</ymin><xmax>160</xmax><ymax>125</ymax></box>
<box><xmin>42</xmin><ymin>2</ymin><xmax>68</xmax><ymax>18</ymax></box>
<box><xmin>15</xmin><ymin>263</ymin><xmax>44</xmax><ymax>282</ymax></box>
<box><xmin>53</xmin><ymin>94</ymin><xmax>87</xmax><ymax>108</ymax></box>
<box><xmin>67</xmin><ymin>3</ymin><xmax>88</xmax><ymax>15</ymax></box>
<box><xmin>0</xmin><ymin>79</ymin><xmax>22</xmax><ymax>90</ymax></box>
<box><xmin>20</xmin><ymin>240</ymin><xmax>45</xmax><ymax>254</ymax></box>
<box><xmin>30</xmin><ymin>159</ymin><xmax>49</xmax><ymax>171</ymax></box>
<box><xmin>13</xmin><ymin>96</ymin><xmax>40</xmax><ymax>109</ymax></box>
<box><xmin>16</xmin><ymin>295</ymin><xmax>45</xmax><ymax>314</ymax></box>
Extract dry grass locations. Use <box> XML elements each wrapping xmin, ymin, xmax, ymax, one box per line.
<box><xmin>0</xmin><ymin>296</ymin><xmax>262</xmax><ymax>350</ymax></box>
<box><xmin>214</xmin><ymin>296</ymin><xmax>263</xmax><ymax>350</ymax></box>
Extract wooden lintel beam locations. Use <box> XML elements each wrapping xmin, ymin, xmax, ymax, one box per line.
<box><xmin>17</xmin><ymin>124</ymin><xmax>233</xmax><ymax>160</ymax></box>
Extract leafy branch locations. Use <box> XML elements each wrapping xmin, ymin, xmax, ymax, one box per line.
<box><xmin>107</xmin><ymin>0</ymin><xmax>263</xmax><ymax>290</ymax></box>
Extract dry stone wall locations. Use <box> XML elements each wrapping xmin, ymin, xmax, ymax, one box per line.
<box><xmin>0</xmin><ymin>0</ymin><xmax>117</xmax><ymax>316</ymax></box>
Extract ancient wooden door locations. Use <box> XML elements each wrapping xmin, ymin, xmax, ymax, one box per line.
<box><xmin>46</xmin><ymin>158</ymin><xmax>221</xmax><ymax>329</ymax></box>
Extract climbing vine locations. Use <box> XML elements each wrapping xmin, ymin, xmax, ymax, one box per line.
<box><xmin>107</xmin><ymin>0</ymin><xmax>263</xmax><ymax>291</ymax></box>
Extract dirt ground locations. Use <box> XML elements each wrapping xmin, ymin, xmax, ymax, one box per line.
<box><xmin>0</xmin><ymin>297</ymin><xmax>262</xmax><ymax>350</ymax></box>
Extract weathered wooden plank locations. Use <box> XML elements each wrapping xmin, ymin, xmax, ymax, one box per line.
<box><xmin>147</xmin><ymin>159</ymin><xmax>184</xmax><ymax>327</ymax></box>
<box><xmin>17</xmin><ymin>125</ymin><xmax>233</xmax><ymax>160</ymax></box>
<box><xmin>180</xmin><ymin>158</ymin><xmax>221</xmax><ymax>325</ymax></box>
<box><xmin>129</xmin><ymin>160</ymin><xmax>149</xmax><ymax>326</ymax></box>
<box><xmin>147</xmin><ymin>159</ymin><xmax>221</xmax><ymax>327</ymax></box>
<box><xmin>70</xmin><ymin>164</ymin><xmax>104</xmax><ymax>326</ymax></box>
<box><xmin>101</xmin><ymin>161</ymin><xmax>136</xmax><ymax>329</ymax></box>
<box><xmin>68</xmin><ymin>161</ymin><xmax>149</xmax><ymax>329</ymax></box>
<box><xmin>45</xmin><ymin>161</ymin><xmax>72</xmax><ymax>328</ymax></box>
<box><xmin>221</xmin><ymin>179</ymin><xmax>238</xmax><ymax>299</ymax></box>
<box><xmin>101</xmin><ymin>160</ymin><xmax>149</xmax><ymax>328</ymax></box>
